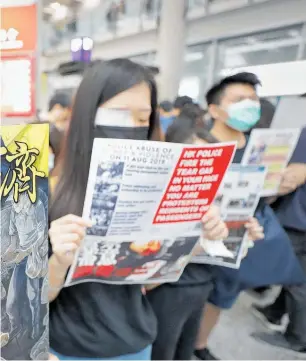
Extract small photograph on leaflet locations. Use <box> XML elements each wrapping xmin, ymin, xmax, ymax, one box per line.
<box><xmin>65</xmin><ymin>138</ymin><xmax>236</xmax><ymax>286</ymax></box>
<box><xmin>192</xmin><ymin>164</ymin><xmax>267</xmax><ymax>269</ymax></box>
<box><xmin>65</xmin><ymin>235</ymin><xmax>199</xmax><ymax>285</ymax></box>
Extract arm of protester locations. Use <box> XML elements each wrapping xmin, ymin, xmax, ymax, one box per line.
<box><xmin>278</xmin><ymin>163</ymin><xmax>306</xmax><ymax>196</ymax></box>
<box><xmin>145</xmin><ymin>284</ymin><xmax>161</xmax><ymax>292</ymax></box>
<box><xmin>202</xmin><ymin>205</ymin><xmax>229</xmax><ymax>241</ymax></box>
<box><xmin>278</xmin><ymin>127</ymin><xmax>306</xmax><ymax>196</ymax></box>
<box><xmin>48</xmin><ymin>214</ymin><xmax>92</xmax><ymax>302</ymax></box>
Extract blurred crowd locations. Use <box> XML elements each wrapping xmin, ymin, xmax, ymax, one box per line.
<box><xmin>43</xmin><ymin>59</ymin><xmax>306</xmax><ymax>361</ymax></box>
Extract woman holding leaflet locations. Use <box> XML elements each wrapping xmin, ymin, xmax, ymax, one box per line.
<box><xmin>48</xmin><ymin>59</ymin><xmax>232</xmax><ymax>360</ymax></box>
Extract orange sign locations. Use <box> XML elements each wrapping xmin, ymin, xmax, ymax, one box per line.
<box><xmin>0</xmin><ymin>4</ymin><xmax>37</xmax><ymax>53</ymax></box>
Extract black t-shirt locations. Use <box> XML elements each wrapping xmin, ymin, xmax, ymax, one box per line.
<box><xmin>49</xmin><ymin>245</ymin><xmax>157</xmax><ymax>358</ymax></box>
<box><xmin>171</xmin><ymin>135</ymin><xmax>249</xmax><ymax>287</ymax></box>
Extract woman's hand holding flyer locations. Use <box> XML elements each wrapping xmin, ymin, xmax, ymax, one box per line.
<box><xmin>49</xmin><ymin>215</ymin><xmax>92</xmax><ymax>268</ymax></box>
<box><xmin>245</xmin><ymin>217</ymin><xmax>264</xmax><ymax>242</ymax></box>
<box><xmin>201</xmin><ymin>205</ymin><xmax>229</xmax><ymax>241</ymax></box>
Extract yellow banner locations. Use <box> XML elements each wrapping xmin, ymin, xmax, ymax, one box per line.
<box><xmin>0</xmin><ymin>123</ymin><xmax>49</xmax><ymax>203</ymax></box>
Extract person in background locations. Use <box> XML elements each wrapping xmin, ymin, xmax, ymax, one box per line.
<box><xmin>252</xmin><ymin>126</ymin><xmax>306</xmax><ymax>355</ymax></box>
<box><xmin>106</xmin><ymin>2</ymin><xmax>118</xmax><ymax>33</ymax></box>
<box><xmin>193</xmin><ymin>73</ymin><xmax>304</xmax><ymax>360</ymax></box>
<box><xmin>245</xmin><ymin>98</ymin><xmax>276</xmax><ymax>137</ymax></box>
<box><xmin>158</xmin><ymin>100</ymin><xmax>175</xmax><ymax>135</ymax></box>
<box><xmin>173</xmin><ymin>95</ymin><xmax>194</xmax><ymax>116</ymax></box>
<box><xmin>246</xmin><ymin>98</ymin><xmax>276</xmax><ymax>300</ymax></box>
<box><xmin>49</xmin><ymin>123</ymin><xmax>65</xmax><ymax>190</ymax></box>
<box><xmin>45</xmin><ymin>92</ymin><xmax>72</xmax><ymax>132</ymax></box>
<box><xmin>31</xmin><ymin>120</ymin><xmax>65</xmax><ymax>195</ymax></box>
<box><xmin>165</xmin><ymin>113</ymin><xmax>217</xmax><ymax>145</ymax></box>
<box><xmin>179</xmin><ymin>103</ymin><xmax>206</xmax><ymax>128</ymax></box>
<box><xmin>145</xmin><ymin>114</ymin><xmax>263</xmax><ymax>360</ymax></box>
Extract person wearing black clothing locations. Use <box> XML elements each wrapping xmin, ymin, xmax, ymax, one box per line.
<box><xmin>252</xmin><ymin>127</ymin><xmax>306</xmax><ymax>355</ymax></box>
<box><xmin>48</xmin><ymin>59</ymin><xmax>160</xmax><ymax>360</ymax></box>
<box><xmin>146</xmin><ymin>112</ymin><xmax>264</xmax><ymax>360</ymax></box>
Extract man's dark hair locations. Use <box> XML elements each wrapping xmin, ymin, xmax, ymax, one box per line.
<box><xmin>159</xmin><ymin>100</ymin><xmax>173</xmax><ymax>112</ymax></box>
<box><xmin>174</xmin><ymin>96</ymin><xmax>193</xmax><ymax>110</ymax></box>
<box><xmin>48</xmin><ymin>92</ymin><xmax>72</xmax><ymax>111</ymax></box>
<box><xmin>206</xmin><ymin>72</ymin><xmax>261</xmax><ymax>106</ymax></box>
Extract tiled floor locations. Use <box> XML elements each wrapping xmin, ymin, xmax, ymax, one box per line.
<box><xmin>208</xmin><ymin>291</ymin><xmax>304</xmax><ymax>360</ymax></box>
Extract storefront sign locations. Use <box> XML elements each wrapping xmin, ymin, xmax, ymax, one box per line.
<box><xmin>0</xmin><ymin>4</ymin><xmax>37</xmax><ymax>53</ymax></box>
<box><xmin>0</xmin><ymin>56</ymin><xmax>35</xmax><ymax>117</ymax></box>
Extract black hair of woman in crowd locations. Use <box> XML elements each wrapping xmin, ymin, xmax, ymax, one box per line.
<box><xmin>50</xmin><ymin>58</ymin><xmax>159</xmax><ymax>221</ymax></box>
<box><xmin>165</xmin><ymin>107</ymin><xmax>217</xmax><ymax>144</ymax></box>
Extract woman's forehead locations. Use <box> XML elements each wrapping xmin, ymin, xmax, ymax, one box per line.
<box><xmin>103</xmin><ymin>83</ymin><xmax>151</xmax><ymax>109</ymax></box>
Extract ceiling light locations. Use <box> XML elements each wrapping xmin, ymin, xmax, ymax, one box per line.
<box><xmin>50</xmin><ymin>2</ymin><xmax>61</xmax><ymax>10</ymax></box>
<box><xmin>83</xmin><ymin>37</ymin><xmax>94</xmax><ymax>51</ymax></box>
<box><xmin>71</xmin><ymin>38</ymin><xmax>83</xmax><ymax>52</ymax></box>
<box><xmin>51</xmin><ymin>4</ymin><xmax>68</xmax><ymax>21</ymax></box>
<box><xmin>83</xmin><ymin>0</ymin><xmax>100</xmax><ymax>9</ymax></box>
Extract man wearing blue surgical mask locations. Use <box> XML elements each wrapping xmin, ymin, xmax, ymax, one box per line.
<box><xmin>195</xmin><ymin>72</ymin><xmax>263</xmax><ymax>360</ymax></box>
<box><xmin>207</xmin><ymin>72</ymin><xmax>261</xmax><ymax>156</ymax></box>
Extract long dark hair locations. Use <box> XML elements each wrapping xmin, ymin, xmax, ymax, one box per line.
<box><xmin>50</xmin><ymin>58</ymin><xmax>159</xmax><ymax>221</ymax></box>
<box><xmin>165</xmin><ymin>108</ymin><xmax>217</xmax><ymax>144</ymax></box>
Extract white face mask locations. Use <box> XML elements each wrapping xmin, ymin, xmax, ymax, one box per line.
<box><xmin>49</xmin><ymin>153</ymin><xmax>55</xmax><ymax>171</ymax></box>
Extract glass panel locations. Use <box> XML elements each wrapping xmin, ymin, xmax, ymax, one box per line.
<box><xmin>44</xmin><ymin>0</ymin><xmax>162</xmax><ymax>51</ymax></box>
<box><xmin>186</xmin><ymin>0</ymin><xmax>268</xmax><ymax>19</ymax></box>
<box><xmin>208</xmin><ymin>0</ymin><xmax>249</xmax><ymax>14</ymax></box>
<box><xmin>216</xmin><ymin>26</ymin><xmax>303</xmax><ymax>79</ymax></box>
<box><xmin>302</xmin><ymin>25</ymin><xmax>306</xmax><ymax>59</ymax></box>
<box><xmin>141</xmin><ymin>0</ymin><xmax>161</xmax><ymax>31</ymax></box>
<box><xmin>179</xmin><ymin>43</ymin><xmax>212</xmax><ymax>103</ymax></box>
<box><xmin>187</xmin><ymin>0</ymin><xmax>207</xmax><ymax>18</ymax></box>
<box><xmin>129</xmin><ymin>52</ymin><xmax>156</xmax><ymax>66</ymax></box>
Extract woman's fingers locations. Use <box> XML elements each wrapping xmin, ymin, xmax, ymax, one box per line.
<box><xmin>52</xmin><ymin>214</ymin><xmax>92</xmax><ymax>228</ymax></box>
<box><xmin>202</xmin><ymin>215</ymin><xmax>220</xmax><ymax>232</ymax></box>
<box><xmin>49</xmin><ymin>214</ymin><xmax>90</xmax><ymax>268</ymax></box>
<box><xmin>202</xmin><ymin>206</ymin><xmax>228</xmax><ymax>241</ymax></box>
<box><xmin>202</xmin><ymin>205</ymin><xmax>219</xmax><ymax>223</ymax></box>
<box><xmin>206</xmin><ymin>222</ymin><xmax>229</xmax><ymax>240</ymax></box>
<box><xmin>49</xmin><ymin>224</ymin><xmax>86</xmax><ymax>241</ymax></box>
<box><xmin>245</xmin><ymin>218</ymin><xmax>264</xmax><ymax>241</ymax></box>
